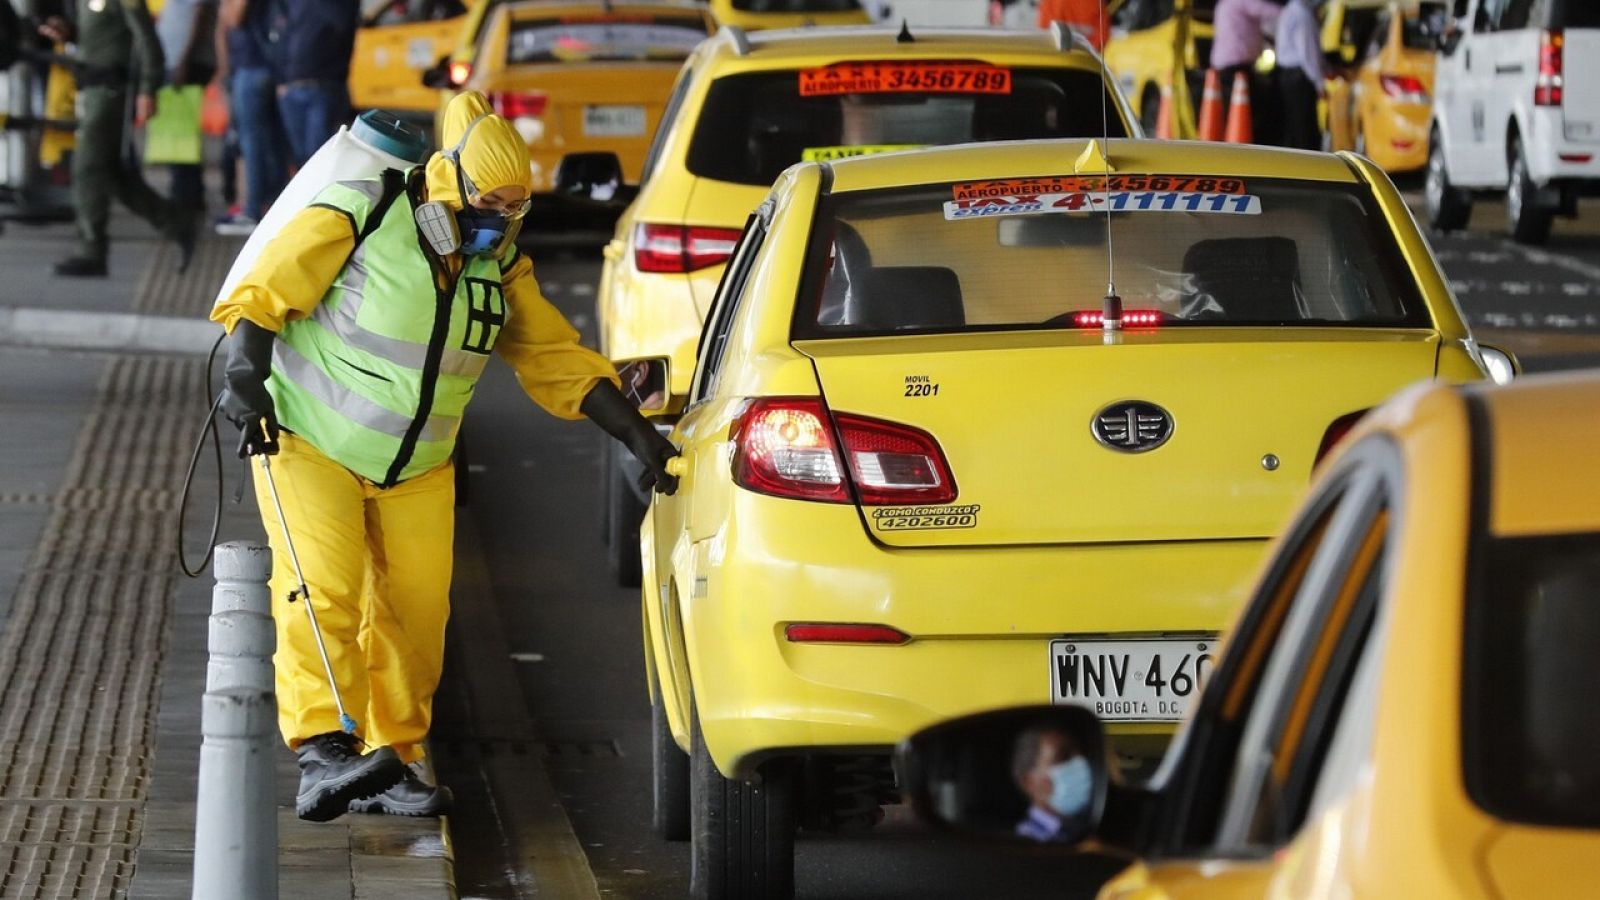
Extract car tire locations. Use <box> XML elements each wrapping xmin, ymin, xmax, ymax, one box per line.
<box><xmin>1425</xmin><ymin>127</ymin><xmax>1471</xmax><ymax>232</ymax></box>
<box><xmin>653</xmin><ymin>679</ymin><xmax>691</xmax><ymax>841</ymax></box>
<box><xmin>607</xmin><ymin>452</ymin><xmax>645</xmax><ymax>587</ymax></box>
<box><xmin>690</xmin><ymin>708</ymin><xmax>796</xmax><ymax>900</ymax></box>
<box><xmin>1140</xmin><ymin>84</ymin><xmax>1161</xmax><ymax>136</ymax></box>
<box><xmin>1507</xmin><ymin>136</ymin><xmax>1553</xmax><ymax>245</ymax></box>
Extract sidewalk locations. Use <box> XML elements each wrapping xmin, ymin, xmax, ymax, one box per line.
<box><xmin>0</xmin><ymin>211</ymin><xmax>454</xmax><ymax>899</ymax></box>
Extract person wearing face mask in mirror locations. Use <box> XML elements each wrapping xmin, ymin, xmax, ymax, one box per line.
<box><xmin>209</xmin><ymin>90</ymin><xmax>679</xmax><ymax>822</ymax></box>
<box><xmin>1011</xmin><ymin>725</ymin><xmax>1093</xmax><ymax>843</ymax></box>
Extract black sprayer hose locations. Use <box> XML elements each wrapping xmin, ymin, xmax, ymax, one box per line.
<box><xmin>176</xmin><ymin>332</ymin><xmax>228</xmax><ymax>578</ymax></box>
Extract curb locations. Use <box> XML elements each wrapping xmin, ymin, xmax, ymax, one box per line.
<box><xmin>0</xmin><ymin>306</ymin><xmax>218</xmax><ymax>355</ymax></box>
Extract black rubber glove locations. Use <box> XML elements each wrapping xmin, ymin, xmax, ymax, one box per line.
<box><xmin>219</xmin><ymin>320</ymin><xmax>281</xmax><ymax>457</ymax></box>
<box><xmin>581</xmin><ymin>379</ymin><xmax>679</xmax><ymax>495</ymax></box>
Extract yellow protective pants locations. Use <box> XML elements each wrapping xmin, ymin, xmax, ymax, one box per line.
<box><xmin>252</xmin><ymin>432</ymin><xmax>454</xmax><ymax>764</ymax></box>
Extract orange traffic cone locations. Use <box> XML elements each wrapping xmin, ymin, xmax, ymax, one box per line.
<box><xmin>1196</xmin><ymin>69</ymin><xmax>1224</xmax><ymax>142</ymax></box>
<box><xmin>1223</xmin><ymin>71</ymin><xmax>1253</xmax><ymax>144</ymax></box>
<box><xmin>1154</xmin><ymin>79</ymin><xmax>1174</xmax><ymax>140</ymax></box>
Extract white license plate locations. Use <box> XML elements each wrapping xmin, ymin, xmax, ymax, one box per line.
<box><xmin>1049</xmin><ymin>638</ymin><xmax>1216</xmax><ymax>722</ymax></box>
<box><xmin>583</xmin><ymin>105</ymin><xmax>646</xmax><ymax>137</ymax></box>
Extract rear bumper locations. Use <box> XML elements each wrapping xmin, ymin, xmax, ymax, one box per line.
<box><xmin>1528</xmin><ymin>109</ymin><xmax>1600</xmax><ymax>183</ymax></box>
<box><xmin>675</xmin><ymin>496</ymin><xmax>1267</xmax><ymax>778</ymax></box>
<box><xmin>1366</xmin><ymin>106</ymin><xmax>1430</xmax><ymax>173</ymax></box>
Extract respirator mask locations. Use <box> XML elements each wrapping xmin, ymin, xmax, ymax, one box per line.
<box><xmin>414</xmin><ymin>114</ymin><xmax>530</xmax><ymax>259</ymax></box>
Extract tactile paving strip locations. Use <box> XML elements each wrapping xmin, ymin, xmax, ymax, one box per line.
<box><xmin>132</xmin><ymin>236</ymin><xmax>244</xmax><ymax>316</ymax></box>
<box><xmin>0</xmin><ymin>354</ymin><xmax>206</xmax><ymax>898</ymax></box>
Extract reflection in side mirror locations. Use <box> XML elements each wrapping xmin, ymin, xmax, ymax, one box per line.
<box><xmin>616</xmin><ymin>357</ymin><xmax>670</xmax><ymax>413</ymax></box>
<box><xmin>898</xmin><ymin>705</ymin><xmax>1108</xmax><ymax>845</ymax></box>
<box><xmin>421</xmin><ymin>54</ymin><xmax>451</xmax><ymax>89</ymax></box>
<box><xmin>554</xmin><ymin>152</ymin><xmax>626</xmax><ymax>202</ymax></box>
<box><xmin>1479</xmin><ymin>344</ymin><xmax>1518</xmax><ymax>385</ymax></box>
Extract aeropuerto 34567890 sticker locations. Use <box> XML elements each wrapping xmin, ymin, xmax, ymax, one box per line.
<box><xmin>871</xmin><ymin>504</ymin><xmax>981</xmax><ymax>531</ymax></box>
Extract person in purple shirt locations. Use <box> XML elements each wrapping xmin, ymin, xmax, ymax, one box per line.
<box><xmin>1210</xmin><ymin>0</ymin><xmax>1283</xmax><ymax>144</ymax></box>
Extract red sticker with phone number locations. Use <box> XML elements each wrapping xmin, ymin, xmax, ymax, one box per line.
<box><xmin>952</xmin><ymin>175</ymin><xmax>1246</xmax><ymax>201</ymax></box>
<box><xmin>799</xmin><ymin>63</ymin><xmax>1012</xmax><ymax>97</ymax></box>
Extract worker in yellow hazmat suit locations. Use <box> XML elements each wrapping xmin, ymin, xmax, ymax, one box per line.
<box><xmin>211</xmin><ymin>92</ymin><xmax>677</xmax><ymax>821</ymax></box>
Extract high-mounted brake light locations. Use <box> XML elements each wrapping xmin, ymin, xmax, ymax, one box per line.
<box><xmin>731</xmin><ymin>399</ymin><xmax>958</xmax><ymax>505</ymax></box>
<box><xmin>1536</xmin><ymin>30</ymin><xmax>1564</xmax><ymax>107</ymax></box>
<box><xmin>633</xmin><ymin>223</ymin><xmax>743</xmax><ymax>273</ymax></box>
<box><xmin>1314</xmin><ymin>410</ymin><xmax>1369</xmax><ymax>468</ymax></box>
<box><xmin>1072</xmin><ymin>309</ymin><xmax>1162</xmax><ymax>328</ymax></box>
<box><xmin>489</xmin><ymin>91</ymin><xmax>548</xmax><ymax>119</ymax></box>
<box><xmin>785</xmin><ymin>623</ymin><xmax>910</xmax><ymax>644</ymax></box>
<box><xmin>1379</xmin><ymin>74</ymin><xmax>1428</xmax><ymax>103</ymax></box>
<box><xmin>448</xmin><ymin>61</ymin><xmax>473</xmax><ymax>87</ymax></box>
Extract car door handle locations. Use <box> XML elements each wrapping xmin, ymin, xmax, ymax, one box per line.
<box><xmin>1495</xmin><ymin>63</ymin><xmax>1524</xmax><ymax>75</ymax></box>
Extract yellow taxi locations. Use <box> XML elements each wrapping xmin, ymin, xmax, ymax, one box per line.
<box><xmin>706</xmin><ymin>0</ymin><xmax>872</xmax><ymax>30</ymax></box>
<box><xmin>1103</xmin><ymin>0</ymin><xmax>1215</xmax><ymax>137</ymax></box>
<box><xmin>1326</xmin><ymin>1</ymin><xmax>1444</xmax><ymax>173</ymax></box>
<box><xmin>636</xmin><ymin>137</ymin><xmax>1503</xmax><ymax>898</ymax></box>
<box><xmin>595</xmin><ymin>23</ymin><xmax>1138</xmax><ymax>584</ymax></box>
<box><xmin>902</xmin><ymin>368</ymin><xmax>1600</xmax><ymax>900</ymax></box>
<box><xmin>349</xmin><ymin>0</ymin><xmax>470</xmax><ymax>115</ymax></box>
<box><xmin>432</xmin><ymin>0</ymin><xmax>714</xmax><ymax>196</ymax></box>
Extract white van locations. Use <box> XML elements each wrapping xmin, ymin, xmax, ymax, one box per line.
<box><xmin>1427</xmin><ymin>0</ymin><xmax>1600</xmax><ymax>243</ymax></box>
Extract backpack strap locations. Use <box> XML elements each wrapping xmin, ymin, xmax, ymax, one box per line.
<box><xmin>355</xmin><ymin>167</ymin><xmax>407</xmax><ymax>250</ymax></box>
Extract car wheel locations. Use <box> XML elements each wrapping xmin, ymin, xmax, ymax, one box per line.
<box><xmin>1425</xmin><ymin>128</ymin><xmax>1471</xmax><ymax>232</ymax></box>
<box><xmin>607</xmin><ymin>453</ymin><xmax>645</xmax><ymax>587</ymax></box>
<box><xmin>1507</xmin><ymin>136</ymin><xmax>1553</xmax><ymax>245</ymax></box>
<box><xmin>652</xmin><ymin>676</ymin><xmax>691</xmax><ymax>841</ymax></box>
<box><xmin>690</xmin><ymin>707</ymin><xmax>796</xmax><ymax>900</ymax></box>
<box><xmin>1140</xmin><ymin>84</ymin><xmax>1161</xmax><ymax>136</ymax></box>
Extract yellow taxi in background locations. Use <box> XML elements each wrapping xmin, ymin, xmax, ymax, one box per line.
<box><xmin>349</xmin><ymin>0</ymin><xmax>469</xmax><ymax>116</ymax></box>
<box><xmin>436</xmin><ymin>0</ymin><xmax>714</xmax><ymax>194</ymax></box>
<box><xmin>637</xmin><ymin>137</ymin><xmax>1501</xmax><ymax>898</ymax></box>
<box><xmin>706</xmin><ymin>0</ymin><xmax>872</xmax><ymax>30</ymax></box>
<box><xmin>594</xmin><ymin>24</ymin><xmax>1138</xmax><ymax>585</ymax></box>
<box><xmin>900</xmin><ymin>368</ymin><xmax>1600</xmax><ymax>900</ymax></box>
<box><xmin>1103</xmin><ymin>0</ymin><xmax>1215</xmax><ymax>136</ymax></box>
<box><xmin>1327</xmin><ymin>1</ymin><xmax>1444</xmax><ymax>173</ymax></box>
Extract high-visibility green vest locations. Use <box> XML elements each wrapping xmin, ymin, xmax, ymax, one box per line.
<box><xmin>267</xmin><ymin>169</ymin><xmax>510</xmax><ymax>487</ymax></box>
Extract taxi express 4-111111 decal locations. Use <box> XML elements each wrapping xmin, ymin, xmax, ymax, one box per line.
<box><xmin>945</xmin><ymin>190</ymin><xmax>1262</xmax><ymax>221</ymax></box>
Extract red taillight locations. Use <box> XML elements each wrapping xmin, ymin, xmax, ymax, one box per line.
<box><xmin>489</xmin><ymin>91</ymin><xmax>548</xmax><ymax>118</ymax></box>
<box><xmin>1536</xmin><ymin>30</ymin><xmax>1564</xmax><ymax>107</ymax></box>
<box><xmin>784</xmin><ymin>623</ymin><xmax>910</xmax><ymax>644</ymax></box>
<box><xmin>448</xmin><ymin>61</ymin><xmax>473</xmax><ymax>87</ymax></box>
<box><xmin>1379</xmin><ymin>74</ymin><xmax>1428</xmax><ymax>103</ymax></box>
<box><xmin>1561</xmin><ymin>152</ymin><xmax>1593</xmax><ymax>163</ymax></box>
<box><xmin>632</xmin><ymin>223</ymin><xmax>743</xmax><ymax>273</ymax></box>
<box><xmin>1314</xmin><ymin>410</ymin><xmax>1368</xmax><ymax>468</ymax></box>
<box><xmin>835</xmin><ymin>413</ymin><xmax>956</xmax><ymax>505</ymax></box>
<box><xmin>1071</xmin><ymin>309</ymin><xmax>1163</xmax><ymax>328</ymax></box>
<box><xmin>731</xmin><ymin>398</ymin><xmax>850</xmax><ymax>503</ymax></box>
<box><xmin>730</xmin><ymin>398</ymin><xmax>958</xmax><ymax>505</ymax></box>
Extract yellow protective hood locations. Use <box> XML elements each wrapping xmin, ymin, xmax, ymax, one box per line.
<box><xmin>423</xmin><ymin>91</ymin><xmax>533</xmax><ymax>210</ymax></box>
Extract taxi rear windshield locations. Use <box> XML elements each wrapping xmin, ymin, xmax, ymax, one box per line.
<box><xmin>506</xmin><ymin>16</ymin><xmax>709</xmax><ymax>64</ymax></box>
<box><xmin>1464</xmin><ymin>531</ymin><xmax>1600</xmax><ymax>828</ymax></box>
<box><xmin>791</xmin><ymin>178</ymin><xmax>1430</xmax><ymax>337</ymax></box>
<box><xmin>685</xmin><ymin>68</ymin><xmax>1127</xmax><ymax>186</ymax></box>
<box><xmin>731</xmin><ymin>0</ymin><xmax>861</xmax><ymax>11</ymax></box>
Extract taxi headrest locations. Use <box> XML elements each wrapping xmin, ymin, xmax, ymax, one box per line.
<box><xmin>1181</xmin><ymin>237</ymin><xmax>1302</xmax><ymax>322</ymax></box>
<box><xmin>847</xmin><ymin>266</ymin><xmax>965</xmax><ymax>331</ymax></box>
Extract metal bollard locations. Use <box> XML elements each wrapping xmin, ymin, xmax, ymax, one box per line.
<box><xmin>193</xmin><ymin>542</ymin><xmax>278</xmax><ymax>900</ymax></box>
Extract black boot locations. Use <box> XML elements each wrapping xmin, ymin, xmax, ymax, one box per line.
<box><xmin>53</xmin><ymin>255</ymin><xmax>108</xmax><ymax>277</ymax></box>
<box><xmin>349</xmin><ymin>760</ymin><xmax>454</xmax><ymax>817</ymax></box>
<box><xmin>295</xmin><ymin>732</ymin><xmax>405</xmax><ymax>822</ymax></box>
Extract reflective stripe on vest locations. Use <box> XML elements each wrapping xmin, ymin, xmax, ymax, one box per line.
<box><xmin>267</xmin><ymin>173</ymin><xmax>508</xmax><ymax>486</ymax></box>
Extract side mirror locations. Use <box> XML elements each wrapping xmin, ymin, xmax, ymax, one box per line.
<box><xmin>421</xmin><ymin>54</ymin><xmax>453</xmax><ymax>89</ymax></box>
<box><xmin>615</xmin><ymin>357</ymin><xmax>670</xmax><ymax>414</ymax></box>
<box><xmin>1478</xmin><ymin>344</ymin><xmax>1519</xmax><ymax>385</ymax></box>
<box><xmin>898</xmin><ymin>705</ymin><xmax>1109</xmax><ymax>845</ymax></box>
<box><xmin>554</xmin><ymin>152</ymin><xmax>626</xmax><ymax>202</ymax></box>
<box><xmin>1437</xmin><ymin>25</ymin><xmax>1462</xmax><ymax>55</ymax></box>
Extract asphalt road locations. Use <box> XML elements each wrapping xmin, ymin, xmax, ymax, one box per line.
<box><xmin>451</xmin><ymin>203</ymin><xmax>1600</xmax><ymax>899</ymax></box>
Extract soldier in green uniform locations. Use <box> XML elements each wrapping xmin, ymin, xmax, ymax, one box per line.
<box><xmin>39</xmin><ymin>0</ymin><xmax>196</xmax><ymax>277</ymax></box>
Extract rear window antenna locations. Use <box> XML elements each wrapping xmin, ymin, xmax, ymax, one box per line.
<box><xmin>1093</xmin><ymin>3</ymin><xmax>1120</xmax><ymax>335</ymax></box>
<box><xmin>897</xmin><ymin>19</ymin><xmax>914</xmax><ymax>43</ymax></box>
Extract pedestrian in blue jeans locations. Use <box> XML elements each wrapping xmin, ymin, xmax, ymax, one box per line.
<box><xmin>215</xmin><ymin>0</ymin><xmax>286</xmax><ymax>233</ymax></box>
<box><xmin>270</xmin><ymin>0</ymin><xmax>359</xmax><ymax>167</ymax></box>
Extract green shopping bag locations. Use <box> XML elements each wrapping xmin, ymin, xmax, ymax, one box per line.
<box><xmin>144</xmin><ymin>85</ymin><xmax>204</xmax><ymax>164</ymax></box>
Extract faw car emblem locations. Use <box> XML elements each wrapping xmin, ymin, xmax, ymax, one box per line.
<box><xmin>1092</xmin><ymin>401</ymin><xmax>1174</xmax><ymax>453</ymax></box>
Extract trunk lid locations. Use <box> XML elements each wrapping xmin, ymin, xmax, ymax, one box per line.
<box><xmin>1559</xmin><ymin>29</ymin><xmax>1600</xmax><ymax>144</ymax></box>
<box><xmin>798</xmin><ymin>328</ymin><xmax>1439</xmax><ymax>548</ymax></box>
